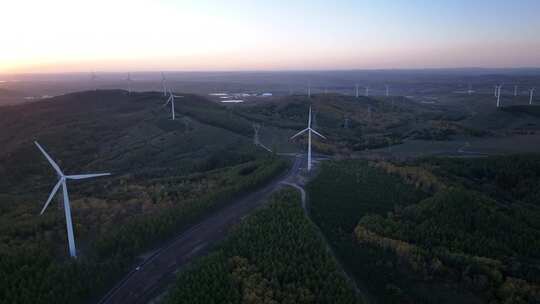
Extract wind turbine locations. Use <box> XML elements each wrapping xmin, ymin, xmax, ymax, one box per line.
<box><xmin>467</xmin><ymin>83</ymin><xmax>473</xmax><ymax>95</ymax></box>
<box><xmin>530</xmin><ymin>88</ymin><xmax>535</xmax><ymax>105</ymax></box>
<box><xmin>290</xmin><ymin>107</ymin><xmax>325</xmax><ymax>172</ymax></box>
<box><xmin>514</xmin><ymin>85</ymin><xmax>518</xmax><ymax>97</ymax></box>
<box><xmin>161</xmin><ymin>72</ymin><xmax>167</xmax><ymax>96</ymax></box>
<box><xmin>385</xmin><ymin>85</ymin><xmax>390</xmax><ymax>97</ymax></box>
<box><xmin>496</xmin><ymin>85</ymin><xmax>502</xmax><ymax>108</ymax></box>
<box><xmin>307</xmin><ymin>83</ymin><xmax>311</xmax><ymax>98</ymax></box>
<box><xmin>343</xmin><ymin>115</ymin><xmax>350</xmax><ymax>129</ymax></box>
<box><xmin>126</xmin><ymin>72</ymin><xmax>133</xmax><ymax>95</ymax></box>
<box><xmin>253</xmin><ymin>124</ymin><xmax>272</xmax><ymax>152</ymax></box>
<box><xmin>90</xmin><ymin>72</ymin><xmax>97</xmax><ymax>91</ymax></box>
<box><xmin>35</xmin><ymin>141</ymin><xmax>110</xmax><ymax>258</ymax></box>
<box><xmin>494</xmin><ymin>85</ymin><xmax>498</xmax><ymax>98</ymax></box>
<box><xmin>163</xmin><ymin>89</ymin><xmax>183</xmax><ymax>120</ymax></box>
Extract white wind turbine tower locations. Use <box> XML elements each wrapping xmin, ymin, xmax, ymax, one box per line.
<box><xmin>467</xmin><ymin>83</ymin><xmax>473</xmax><ymax>95</ymax></box>
<box><xmin>307</xmin><ymin>83</ymin><xmax>311</xmax><ymax>98</ymax></box>
<box><xmin>253</xmin><ymin>124</ymin><xmax>272</xmax><ymax>152</ymax></box>
<box><xmin>514</xmin><ymin>85</ymin><xmax>518</xmax><ymax>97</ymax></box>
<box><xmin>291</xmin><ymin>107</ymin><xmax>326</xmax><ymax>172</ymax></box>
<box><xmin>530</xmin><ymin>88</ymin><xmax>535</xmax><ymax>105</ymax></box>
<box><xmin>385</xmin><ymin>85</ymin><xmax>390</xmax><ymax>97</ymax></box>
<box><xmin>161</xmin><ymin>72</ymin><xmax>167</xmax><ymax>96</ymax></box>
<box><xmin>163</xmin><ymin>89</ymin><xmax>183</xmax><ymax>120</ymax></box>
<box><xmin>90</xmin><ymin>72</ymin><xmax>97</xmax><ymax>91</ymax></box>
<box><xmin>496</xmin><ymin>85</ymin><xmax>502</xmax><ymax>108</ymax></box>
<box><xmin>35</xmin><ymin>141</ymin><xmax>110</xmax><ymax>258</ymax></box>
<box><xmin>126</xmin><ymin>72</ymin><xmax>133</xmax><ymax>95</ymax></box>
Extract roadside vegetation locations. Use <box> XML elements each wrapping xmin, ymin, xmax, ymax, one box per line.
<box><xmin>165</xmin><ymin>189</ymin><xmax>361</xmax><ymax>304</ymax></box>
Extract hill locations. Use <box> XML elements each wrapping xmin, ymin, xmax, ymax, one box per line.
<box><xmin>0</xmin><ymin>90</ymin><xmax>288</xmax><ymax>303</ymax></box>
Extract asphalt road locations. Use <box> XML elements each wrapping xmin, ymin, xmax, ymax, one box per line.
<box><xmin>98</xmin><ymin>155</ymin><xmax>303</xmax><ymax>304</ymax></box>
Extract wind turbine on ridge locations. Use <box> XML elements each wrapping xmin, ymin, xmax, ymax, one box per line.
<box><xmin>161</xmin><ymin>72</ymin><xmax>167</xmax><ymax>96</ymax></box>
<box><xmin>253</xmin><ymin>124</ymin><xmax>272</xmax><ymax>152</ymax></box>
<box><xmin>35</xmin><ymin>141</ymin><xmax>110</xmax><ymax>258</ymax></box>
<box><xmin>163</xmin><ymin>89</ymin><xmax>183</xmax><ymax>120</ymax></box>
<box><xmin>126</xmin><ymin>72</ymin><xmax>133</xmax><ymax>95</ymax></box>
<box><xmin>290</xmin><ymin>106</ymin><xmax>326</xmax><ymax>172</ymax></box>
<box><xmin>496</xmin><ymin>84</ymin><xmax>502</xmax><ymax>108</ymax></box>
<box><xmin>90</xmin><ymin>72</ymin><xmax>97</xmax><ymax>91</ymax></box>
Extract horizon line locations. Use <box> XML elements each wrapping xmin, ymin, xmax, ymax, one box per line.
<box><xmin>3</xmin><ymin>66</ymin><xmax>540</xmax><ymax>76</ymax></box>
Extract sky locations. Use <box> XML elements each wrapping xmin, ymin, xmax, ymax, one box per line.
<box><xmin>1</xmin><ymin>0</ymin><xmax>540</xmax><ymax>73</ymax></box>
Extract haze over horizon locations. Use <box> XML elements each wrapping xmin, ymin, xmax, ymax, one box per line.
<box><xmin>2</xmin><ymin>0</ymin><xmax>540</xmax><ymax>73</ymax></box>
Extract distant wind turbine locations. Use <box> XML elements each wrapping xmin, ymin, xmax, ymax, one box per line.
<box><xmin>90</xmin><ymin>72</ymin><xmax>97</xmax><ymax>91</ymax></box>
<box><xmin>163</xmin><ymin>89</ymin><xmax>183</xmax><ymax>120</ymax></box>
<box><xmin>496</xmin><ymin>85</ymin><xmax>502</xmax><ymax>108</ymax></box>
<box><xmin>126</xmin><ymin>72</ymin><xmax>133</xmax><ymax>95</ymax></box>
<box><xmin>514</xmin><ymin>85</ymin><xmax>518</xmax><ymax>97</ymax></box>
<box><xmin>385</xmin><ymin>85</ymin><xmax>390</xmax><ymax>97</ymax></box>
<box><xmin>494</xmin><ymin>85</ymin><xmax>498</xmax><ymax>98</ymax></box>
<box><xmin>253</xmin><ymin>124</ymin><xmax>272</xmax><ymax>152</ymax></box>
<box><xmin>161</xmin><ymin>72</ymin><xmax>167</xmax><ymax>96</ymax></box>
<box><xmin>35</xmin><ymin>141</ymin><xmax>110</xmax><ymax>258</ymax></box>
<box><xmin>307</xmin><ymin>83</ymin><xmax>311</xmax><ymax>98</ymax></box>
<box><xmin>291</xmin><ymin>107</ymin><xmax>325</xmax><ymax>172</ymax></box>
<box><xmin>530</xmin><ymin>88</ymin><xmax>535</xmax><ymax>105</ymax></box>
<box><xmin>467</xmin><ymin>83</ymin><xmax>473</xmax><ymax>95</ymax></box>
<box><xmin>343</xmin><ymin>115</ymin><xmax>350</xmax><ymax>129</ymax></box>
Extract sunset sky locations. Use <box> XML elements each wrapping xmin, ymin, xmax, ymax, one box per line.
<box><xmin>1</xmin><ymin>0</ymin><xmax>540</xmax><ymax>73</ymax></box>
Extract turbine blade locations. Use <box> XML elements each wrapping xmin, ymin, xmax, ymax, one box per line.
<box><xmin>310</xmin><ymin>128</ymin><xmax>326</xmax><ymax>139</ymax></box>
<box><xmin>40</xmin><ymin>179</ymin><xmax>62</xmax><ymax>215</ymax></box>
<box><xmin>163</xmin><ymin>96</ymin><xmax>172</xmax><ymax>107</ymax></box>
<box><xmin>35</xmin><ymin>141</ymin><xmax>63</xmax><ymax>176</ymax></box>
<box><xmin>66</xmin><ymin>173</ymin><xmax>111</xmax><ymax>180</ymax></box>
<box><xmin>290</xmin><ymin>128</ymin><xmax>309</xmax><ymax>139</ymax></box>
<box><xmin>259</xmin><ymin>143</ymin><xmax>272</xmax><ymax>152</ymax></box>
<box><xmin>308</xmin><ymin>107</ymin><xmax>312</xmax><ymax>127</ymax></box>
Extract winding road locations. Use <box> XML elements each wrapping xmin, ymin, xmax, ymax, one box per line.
<box><xmin>98</xmin><ymin>155</ymin><xmax>304</xmax><ymax>304</ymax></box>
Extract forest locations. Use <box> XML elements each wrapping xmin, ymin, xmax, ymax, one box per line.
<box><xmin>0</xmin><ymin>91</ymin><xmax>289</xmax><ymax>303</ymax></box>
<box><xmin>0</xmin><ymin>157</ymin><xmax>288</xmax><ymax>304</ymax></box>
<box><xmin>308</xmin><ymin>158</ymin><xmax>540</xmax><ymax>304</ymax></box>
<box><xmin>165</xmin><ymin>189</ymin><xmax>360</xmax><ymax>304</ymax></box>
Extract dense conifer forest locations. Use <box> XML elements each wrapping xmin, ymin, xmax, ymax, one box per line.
<box><xmin>308</xmin><ymin>158</ymin><xmax>540</xmax><ymax>304</ymax></box>
<box><xmin>165</xmin><ymin>189</ymin><xmax>361</xmax><ymax>304</ymax></box>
